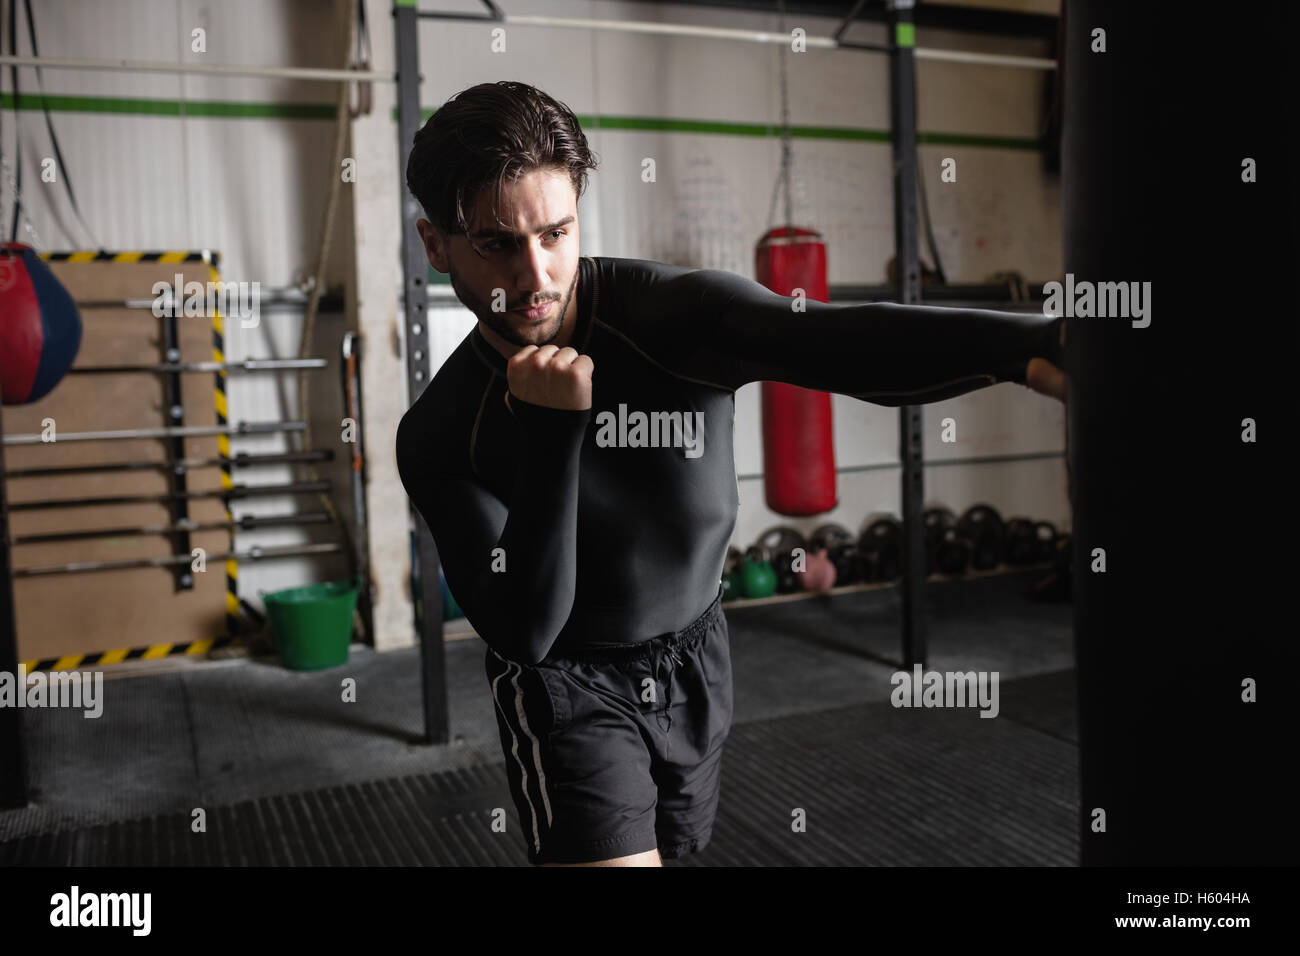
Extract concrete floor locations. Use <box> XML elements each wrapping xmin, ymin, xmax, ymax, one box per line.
<box><xmin>0</xmin><ymin>570</ymin><xmax>1073</xmax><ymax>843</ymax></box>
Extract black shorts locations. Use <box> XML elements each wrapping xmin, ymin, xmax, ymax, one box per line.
<box><xmin>485</xmin><ymin>591</ymin><xmax>733</xmax><ymax>865</ymax></box>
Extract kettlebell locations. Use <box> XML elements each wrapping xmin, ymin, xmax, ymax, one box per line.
<box><xmin>798</xmin><ymin>547</ymin><xmax>837</xmax><ymax>592</ymax></box>
<box><xmin>740</xmin><ymin>545</ymin><xmax>778</xmax><ymax>599</ymax></box>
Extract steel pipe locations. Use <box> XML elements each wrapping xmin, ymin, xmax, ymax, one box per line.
<box><xmin>68</xmin><ymin>359</ymin><xmax>328</xmax><ymax>375</ymax></box>
<box><xmin>8</xmin><ymin>480</ymin><xmax>332</xmax><ymax>512</ymax></box>
<box><xmin>12</xmin><ymin>511</ymin><xmax>332</xmax><ymax>545</ymax></box>
<box><xmin>5</xmin><ymin>449</ymin><xmax>333</xmax><ymax>480</ymax></box>
<box><xmin>3</xmin><ymin>421</ymin><xmax>305</xmax><ymax>446</ymax></box>
<box><xmin>0</xmin><ymin>54</ymin><xmax>391</xmax><ymax>84</ymax></box>
<box><xmin>14</xmin><ymin>542</ymin><xmax>344</xmax><ymax>578</ymax></box>
<box><xmin>736</xmin><ymin>450</ymin><xmax>1065</xmax><ymax>482</ymax></box>
<box><xmin>413</xmin><ymin>9</ymin><xmax>1055</xmax><ymax>70</ymax></box>
<box><xmin>914</xmin><ymin>47</ymin><xmax>1055</xmax><ymax>70</ymax></box>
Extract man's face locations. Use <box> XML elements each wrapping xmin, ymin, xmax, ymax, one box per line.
<box><xmin>418</xmin><ymin>167</ymin><xmax>580</xmax><ymax>350</ymax></box>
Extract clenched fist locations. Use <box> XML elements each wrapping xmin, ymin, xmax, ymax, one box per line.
<box><xmin>506</xmin><ymin>345</ymin><xmax>595</xmax><ymax>411</ymax></box>
<box><xmin>1026</xmin><ymin>318</ymin><xmax>1068</xmax><ymax>403</ymax></box>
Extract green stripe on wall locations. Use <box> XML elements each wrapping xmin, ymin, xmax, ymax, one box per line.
<box><xmin>582</xmin><ymin>115</ymin><xmax>1039</xmax><ymax>151</ymax></box>
<box><xmin>433</xmin><ymin>108</ymin><xmax>1041</xmax><ymax>151</ymax></box>
<box><xmin>0</xmin><ymin>92</ymin><xmax>1042</xmax><ymax>150</ymax></box>
<box><xmin>579</xmin><ymin>115</ymin><xmax>894</xmax><ymax>142</ymax></box>
<box><xmin>0</xmin><ymin>91</ymin><xmax>336</xmax><ymax>120</ymax></box>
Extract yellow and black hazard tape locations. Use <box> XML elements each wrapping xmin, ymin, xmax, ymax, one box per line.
<box><xmin>40</xmin><ymin>250</ymin><xmax>213</xmax><ymax>264</ymax></box>
<box><xmin>35</xmin><ymin>249</ymin><xmax>242</xmax><ymax>649</ymax></box>
<box><xmin>205</xmin><ymin>256</ymin><xmax>242</xmax><ymax>640</ymax></box>
<box><xmin>21</xmin><ymin>636</ymin><xmax>235</xmax><ymax>673</ymax></box>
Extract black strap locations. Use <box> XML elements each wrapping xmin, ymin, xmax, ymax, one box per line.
<box><xmin>22</xmin><ymin>0</ymin><xmax>97</xmax><ymax>247</ymax></box>
<box><xmin>8</xmin><ymin>0</ymin><xmax>21</xmax><ymax>243</ymax></box>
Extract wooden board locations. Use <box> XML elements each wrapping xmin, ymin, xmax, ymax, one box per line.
<box><xmin>5</xmin><ymin>259</ymin><xmax>231</xmax><ymax>662</ymax></box>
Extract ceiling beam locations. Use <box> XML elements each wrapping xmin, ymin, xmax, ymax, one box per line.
<box><xmin>591</xmin><ymin>0</ymin><xmax>1057</xmax><ymax>41</ymax></box>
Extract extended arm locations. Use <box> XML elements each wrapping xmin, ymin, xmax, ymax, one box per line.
<box><xmin>615</xmin><ymin>261</ymin><xmax>1064</xmax><ymax>403</ymax></box>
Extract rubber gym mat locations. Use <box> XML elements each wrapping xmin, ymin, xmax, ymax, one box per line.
<box><xmin>0</xmin><ymin>671</ymin><xmax>1077</xmax><ymax>866</ymax></box>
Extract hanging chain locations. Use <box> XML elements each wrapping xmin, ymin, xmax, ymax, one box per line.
<box><xmin>766</xmin><ymin>0</ymin><xmax>795</xmax><ymax>233</ymax></box>
<box><xmin>0</xmin><ymin>150</ymin><xmax>44</xmax><ymax>250</ymax></box>
<box><xmin>779</xmin><ymin>0</ymin><xmax>793</xmax><ymax>232</ymax></box>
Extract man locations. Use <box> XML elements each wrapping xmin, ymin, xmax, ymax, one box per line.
<box><xmin>396</xmin><ymin>81</ymin><xmax>1066</xmax><ymax>867</ymax></box>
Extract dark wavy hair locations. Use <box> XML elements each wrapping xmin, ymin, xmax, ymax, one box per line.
<box><xmin>405</xmin><ymin>81</ymin><xmax>599</xmax><ymax>236</ymax></box>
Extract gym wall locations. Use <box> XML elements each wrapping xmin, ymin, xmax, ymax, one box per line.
<box><xmin>1</xmin><ymin>0</ymin><xmax>361</xmax><ymax>609</ymax></box>
<box><xmin>415</xmin><ymin>0</ymin><xmax>1067</xmax><ymax>551</ymax></box>
<box><xmin>4</xmin><ymin>0</ymin><xmax>1064</xmax><ymax>617</ymax></box>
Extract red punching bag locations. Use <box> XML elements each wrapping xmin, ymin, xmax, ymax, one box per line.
<box><xmin>0</xmin><ymin>243</ymin><xmax>83</xmax><ymax>405</ymax></box>
<box><xmin>755</xmin><ymin>226</ymin><xmax>836</xmax><ymax>516</ymax></box>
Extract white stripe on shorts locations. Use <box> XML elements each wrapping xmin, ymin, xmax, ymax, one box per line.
<box><xmin>489</xmin><ymin>650</ymin><xmax>554</xmax><ymax>855</ymax></box>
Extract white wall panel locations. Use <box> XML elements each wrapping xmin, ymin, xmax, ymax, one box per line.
<box><xmin>2</xmin><ymin>0</ymin><xmax>1069</xmax><ymax>618</ymax></box>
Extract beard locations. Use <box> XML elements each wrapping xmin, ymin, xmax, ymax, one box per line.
<box><xmin>449</xmin><ymin>259</ymin><xmax>579</xmax><ymax>349</ymax></box>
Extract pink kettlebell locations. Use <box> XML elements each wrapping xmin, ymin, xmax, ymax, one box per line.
<box><xmin>798</xmin><ymin>547</ymin><xmax>837</xmax><ymax>592</ymax></box>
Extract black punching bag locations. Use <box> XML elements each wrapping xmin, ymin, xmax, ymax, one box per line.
<box><xmin>1065</xmin><ymin>1</ymin><xmax>1297</xmax><ymax>866</ymax></box>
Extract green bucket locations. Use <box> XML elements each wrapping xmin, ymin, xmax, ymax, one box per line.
<box><xmin>262</xmin><ymin>580</ymin><xmax>358</xmax><ymax>671</ymax></box>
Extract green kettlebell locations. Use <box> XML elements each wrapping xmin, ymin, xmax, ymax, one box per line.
<box><xmin>740</xmin><ymin>547</ymin><xmax>778</xmax><ymax>599</ymax></box>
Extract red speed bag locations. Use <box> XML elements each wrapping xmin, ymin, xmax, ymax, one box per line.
<box><xmin>0</xmin><ymin>242</ymin><xmax>83</xmax><ymax>405</ymax></box>
<box><xmin>755</xmin><ymin>226</ymin><xmax>836</xmax><ymax>516</ymax></box>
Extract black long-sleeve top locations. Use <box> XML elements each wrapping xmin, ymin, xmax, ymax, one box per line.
<box><xmin>396</xmin><ymin>256</ymin><xmax>1063</xmax><ymax>664</ymax></box>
